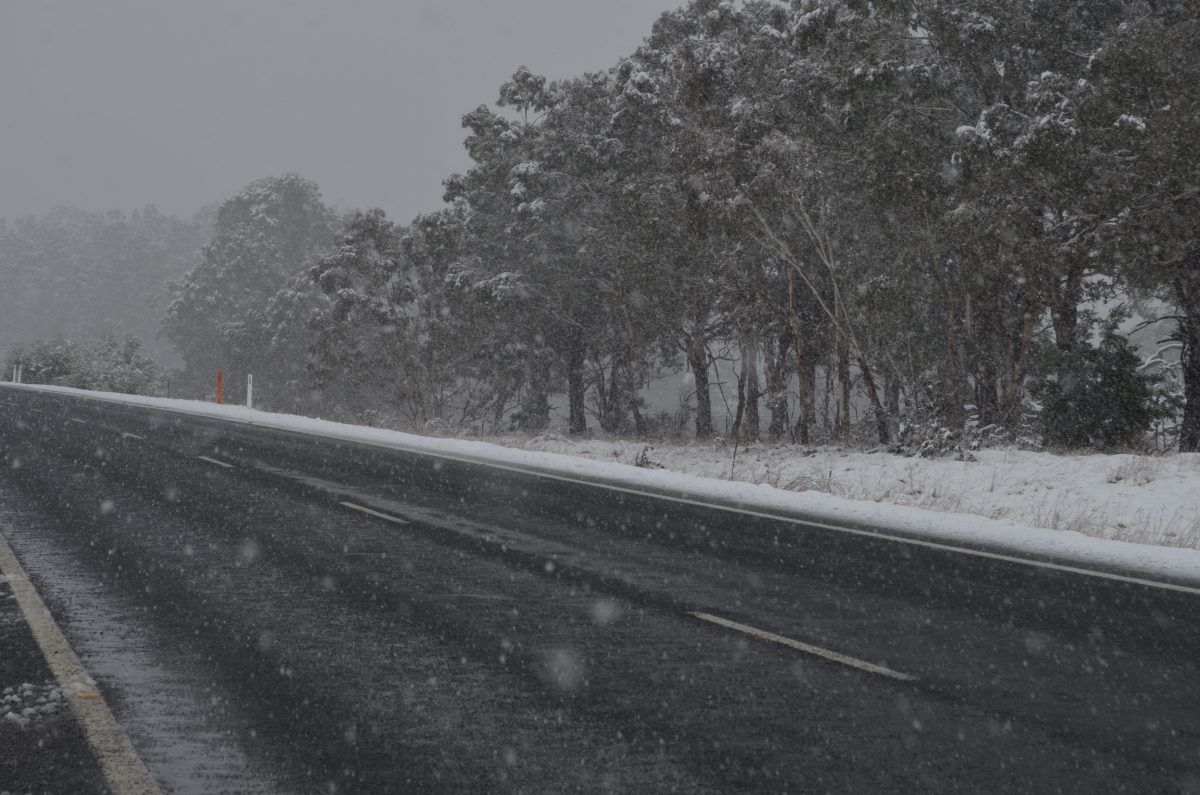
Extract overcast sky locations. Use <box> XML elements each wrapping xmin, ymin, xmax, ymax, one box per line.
<box><xmin>0</xmin><ymin>0</ymin><xmax>680</xmax><ymax>223</ymax></box>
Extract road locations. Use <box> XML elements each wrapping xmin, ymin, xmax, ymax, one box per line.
<box><xmin>1</xmin><ymin>385</ymin><xmax>1199</xmax><ymax>793</ymax></box>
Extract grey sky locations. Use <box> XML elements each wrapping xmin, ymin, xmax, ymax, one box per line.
<box><xmin>0</xmin><ymin>0</ymin><xmax>680</xmax><ymax>223</ymax></box>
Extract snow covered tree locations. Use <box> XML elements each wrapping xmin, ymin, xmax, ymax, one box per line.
<box><xmin>162</xmin><ymin>174</ymin><xmax>336</xmax><ymax>403</ymax></box>
<box><xmin>1086</xmin><ymin>1</ymin><xmax>1200</xmax><ymax>449</ymax></box>
<box><xmin>307</xmin><ymin>208</ymin><xmax>423</xmax><ymax>419</ymax></box>
<box><xmin>6</xmin><ymin>334</ymin><xmax>163</xmax><ymax>395</ymax></box>
<box><xmin>1029</xmin><ymin>311</ymin><xmax>1167</xmax><ymax>450</ymax></box>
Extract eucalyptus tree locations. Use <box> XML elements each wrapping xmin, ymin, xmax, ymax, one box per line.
<box><xmin>439</xmin><ymin>79</ymin><xmax>565</xmax><ymax>431</ymax></box>
<box><xmin>742</xmin><ymin>0</ymin><xmax>958</xmax><ymax>443</ymax></box>
<box><xmin>305</xmin><ymin>209</ymin><xmax>412</xmax><ymax>416</ymax></box>
<box><xmin>1087</xmin><ymin>1</ymin><xmax>1200</xmax><ymax>449</ymax></box>
<box><xmin>914</xmin><ymin>0</ymin><xmax>1136</xmax><ymax>424</ymax></box>
<box><xmin>602</xmin><ymin>0</ymin><xmax>757</xmax><ymax>438</ymax></box>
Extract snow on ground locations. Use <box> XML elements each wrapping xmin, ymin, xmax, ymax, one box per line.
<box><xmin>4</xmin><ymin>383</ymin><xmax>1200</xmax><ymax>587</ymax></box>
<box><xmin>1</xmin><ymin>681</ymin><xmax>67</xmax><ymax>728</ymax></box>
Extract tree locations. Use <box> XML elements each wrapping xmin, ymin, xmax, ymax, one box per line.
<box><xmin>162</xmin><ymin>174</ymin><xmax>336</xmax><ymax>404</ymax></box>
<box><xmin>1029</xmin><ymin>312</ymin><xmax>1167</xmax><ymax>450</ymax></box>
<box><xmin>1088</xmin><ymin>2</ymin><xmax>1200</xmax><ymax>449</ymax></box>
<box><xmin>6</xmin><ymin>335</ymin><xmax>163</xmax><ymax>395</ymax></box>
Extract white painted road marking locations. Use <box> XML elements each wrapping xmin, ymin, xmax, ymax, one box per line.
<box><xmin>339</xmin><ymin>501</ymin><xmax>410</xmax><ymax>526</ymax></box>
<box><xmin>196</xmin><ymin>456</ymin><xmax>234</xmax><ymax>469</ymax></box>
<box><xmin>206</xmin><ymin>430</ymin><xmax>1200</xmax><ymax>598</ymax></box>
<box><xmin>121</xmin><ymin>432</ymin><xmax>145</xmax><ymax>441</ymax></box>
<box><xmin>0</xmin><ymin>532</ymin><xmax>161</xmax><ymax>794</ymax></box>
<box><xmin>690</xmin><ymin>611</ymin><xmax>917</xmax><ymax>682</ymax></box>
<box><xmin>69</xmin><ymin>417</ymin><xmax>87</xmax><ymax>425</ymax></box>
<box><xmin>426</xmin><ymin>461</ymin><xmax>1200</xmax><ymax>597</ymax></box>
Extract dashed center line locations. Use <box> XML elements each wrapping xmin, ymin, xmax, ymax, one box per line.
<box><xmin>69</xmin><ymin>417</ymin><xmax>87</xmax><ymax>425</ymax></box>
<box><xmin>196</xmin><ymin>455</ymin><xmax>235</xmax><ymax>469</ymax></box>
<box><xmin>339</xmin><ymin>501</ymin><xmax>410</xmax><ymax>525</ymax></box>
<box><xmin>689</xmin><ymin>611</ymin><xmax>917</xmax><ymax>682</ymax></box>
<box><xmin>121</xmin><ymin>432</ymin><xmax>145</xmax><ymax>441</ymax></box>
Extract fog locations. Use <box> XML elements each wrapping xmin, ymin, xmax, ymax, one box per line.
<box><xmin>0</xmin><ymin>0</ymin><xmax>677</xmax><ymax>222</ymax></box>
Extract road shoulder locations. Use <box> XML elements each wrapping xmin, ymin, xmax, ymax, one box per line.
<box><xmin>0</xmin><ymin>530</ymin><xmax>156</xmax><ymax>795</ymax></box>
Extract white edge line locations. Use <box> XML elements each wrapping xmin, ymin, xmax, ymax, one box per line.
<box><xmin>690</xmin><ymin>611</ymin><xmax>916</xmax><ymax>682</ymax></box>
<box><xmin>8</xmin><ymin>385</ymin><xmax>1199</xmax><ymax>597</ymax></box>
<box><xmin>339</xmin><ymin>501</ymin><xmax>410</xmax><ymax>525</ymax></box>
<box><xmin>333</xmin><ymin>447</ymin><xmax>1200</xmax><ymax>597</ymax></box>
<box><xmin>196</xmin><ymin>455</ymin><xmax>234</xmax><ymax>469</ymax></box>
<box><xmin>373</xmin><ymin>452</ymin><xmax>1200</xmax><ymax>597</ymax></box>
<box><xmin>0</xmin><ymin>533</ymin><xmax>161</xmax><ymax>794</ymax></box>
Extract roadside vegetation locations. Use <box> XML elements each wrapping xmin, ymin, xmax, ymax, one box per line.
<box><xmin>3</xmin><ymin>0</ymin><xmax>1197</xmax><ymax>457</ymax></box>
<box><xmin>5</xmin><ymin>336</ymin><xmax>164</xmax><ymax>396</ymax></box>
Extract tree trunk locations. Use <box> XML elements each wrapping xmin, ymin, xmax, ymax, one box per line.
<box><xmin>567</xmin><ymin>339</ymin><xmax>587</xmax><ymax>436</ymax></box>
<box><xmin>600</xmin><ymin>360</ymin><xmax>623</xmax><ymax>433</ymax></box>
<box><xmin>836</xmin><ymin>336</ymin><xmax>851</xmax><ymax>440</ymax></box>
<box><xmin>973</xmin><ymin>292</ymin><xmax>1000</xmax><ymax>426</ymax></box>
<box><xmin>731</xmin><ymin>356</ymin><xmax>747</xmax><ymax>441</ymax></box>
<box><xmin>515</xmin><ymin>362</ymin><xmax>550</xmax><ymax>432</ymax></box>
<box><xmin>793</xmin><ymin>354</ymin><xmax>815</xmax><ymax>445</ymax></box>
<box><xmin>975</xmin><ymin>358</ymin><xmax>999</xmax><ymax>427</ymax></box>
<box><xmin>631</xmin><ymin>402</ymin><xmax>648</xmax><ymax>437</ymax></box>
<box><xmin>853</xmin><ymin>351</ymin><xmax>890</xmax><ymax>445</ymax></box>
<box><xmin>789</xmin><ymin>272</ymin><xmax>815</xmax><ymax>444</ymax></box>
<box><xmin>885</xmin><ymin>367</ymin><xmax>901</xmax><ymax>439</ymax></box>
<box><xmin>687</xmin><ymin>335</ymin><xmax>713</xmax><ymax>439</ymax></box>
<box><xmin>1050</xmin><ymin>264</ymin><xmax>1084</xmax><ymax>405</ymax></box>
<box><xmin>1176</xmin><ymin>258</ymin><xmax>1200</xmax><ymax>452</ymax></box>
<box><xmin>1001</xmin><ymin>304</ymin><xmax>1035</xmax><ymax>420</ymax></box>
<box><xmin>1050</xmin><ymin>287</ymin><xmax>1080</xmax><ymax>354</ymax></box>
<box><xmin>766</xmin><ymin>331</ymin><xmax>792</xmax><ymax>441</ymax></box>
<box><xmin>742</xmin><ymin>337</ymin><xmax>761</xmax><ymax>443</ymax></box>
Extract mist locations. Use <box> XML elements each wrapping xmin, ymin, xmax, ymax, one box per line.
<box><xmin>0</xmin><ymin>0</ymin><xmax>676</xmax><ymax>223</ymax></box>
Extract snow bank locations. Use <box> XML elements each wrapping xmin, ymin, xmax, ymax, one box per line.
<box><xmin>510</xmin><ymin>436</ymin><xmax>1200</xmax><ymax>550</ymax></box>
<box><xmin>4</xmin><ymin>383</ymin><xmax>1200</xmax><ymax>588</ymax></box>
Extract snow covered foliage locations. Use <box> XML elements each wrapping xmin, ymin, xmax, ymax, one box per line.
<box><xmin>6</xmin><ymin>336</ymin><xmax>164</xmax><ymax>395</ymax></box>
<box><xmin>145</xmin><ymin>1</ymin><xmax>1197</xmax><ymax>452</ymax></box>
<box><xmin>1029</xmin><ymin>312</ymin><xmax>1170</xmax><ymax>450</ymax></box>
<box><xmin>161</xmin><ymin>174</ymin><xmax>336</xmax><ymax>405</ymax></box>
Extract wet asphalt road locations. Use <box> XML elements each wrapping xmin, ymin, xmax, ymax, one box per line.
<box><xmin>1</xmin><ymin>386</ymin><xmax>1199</xmax><ymax>793</ymax></box>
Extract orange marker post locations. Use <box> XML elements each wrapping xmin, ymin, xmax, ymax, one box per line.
<box><xmin>216</xmin><ymin>370</ymin><xmax>224</xmax><ymax>405</ymax></box>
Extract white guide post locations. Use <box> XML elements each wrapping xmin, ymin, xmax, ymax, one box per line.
<box><xmin>246</xmin><ymin>374</ymin><xmax>254</xmax><ymax>409</ymax></box>
<box><xmin>16</xmin><ymin>364</ymin><xmax>22</xmax><ymax>384</ymax></box>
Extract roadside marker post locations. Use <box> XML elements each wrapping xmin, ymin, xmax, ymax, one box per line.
<box><xmin>216</xmin><ymin>370</ymin><xmax>223</xmax><ymax>405</ymax></box>
<box><xmin>246</xmin><ymin>374</ymin><xmax>254</xmax><ymax>409</ymax></box>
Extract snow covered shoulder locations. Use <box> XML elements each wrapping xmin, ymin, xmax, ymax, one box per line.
<box><xmin>5</xmin><ymin>382</ymin><xmax>1200</xmax><ymax>591</ymax></box>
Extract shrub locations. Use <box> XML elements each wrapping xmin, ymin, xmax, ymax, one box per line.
<box><xmin>7</xmin><ymin>335</ymin><xmax>163</xmax><ymax>396</ymax></box>
<box><xmin>1028</xmin><ymin>315</ymin><xmax>1167</xmax><ymax>450</ymax></box>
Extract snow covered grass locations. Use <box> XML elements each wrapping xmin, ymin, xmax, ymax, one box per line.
<box><xmin>483</xmin><ymin>435</ymin><xmax>1200</xmax><ymax>551</ymax></box>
